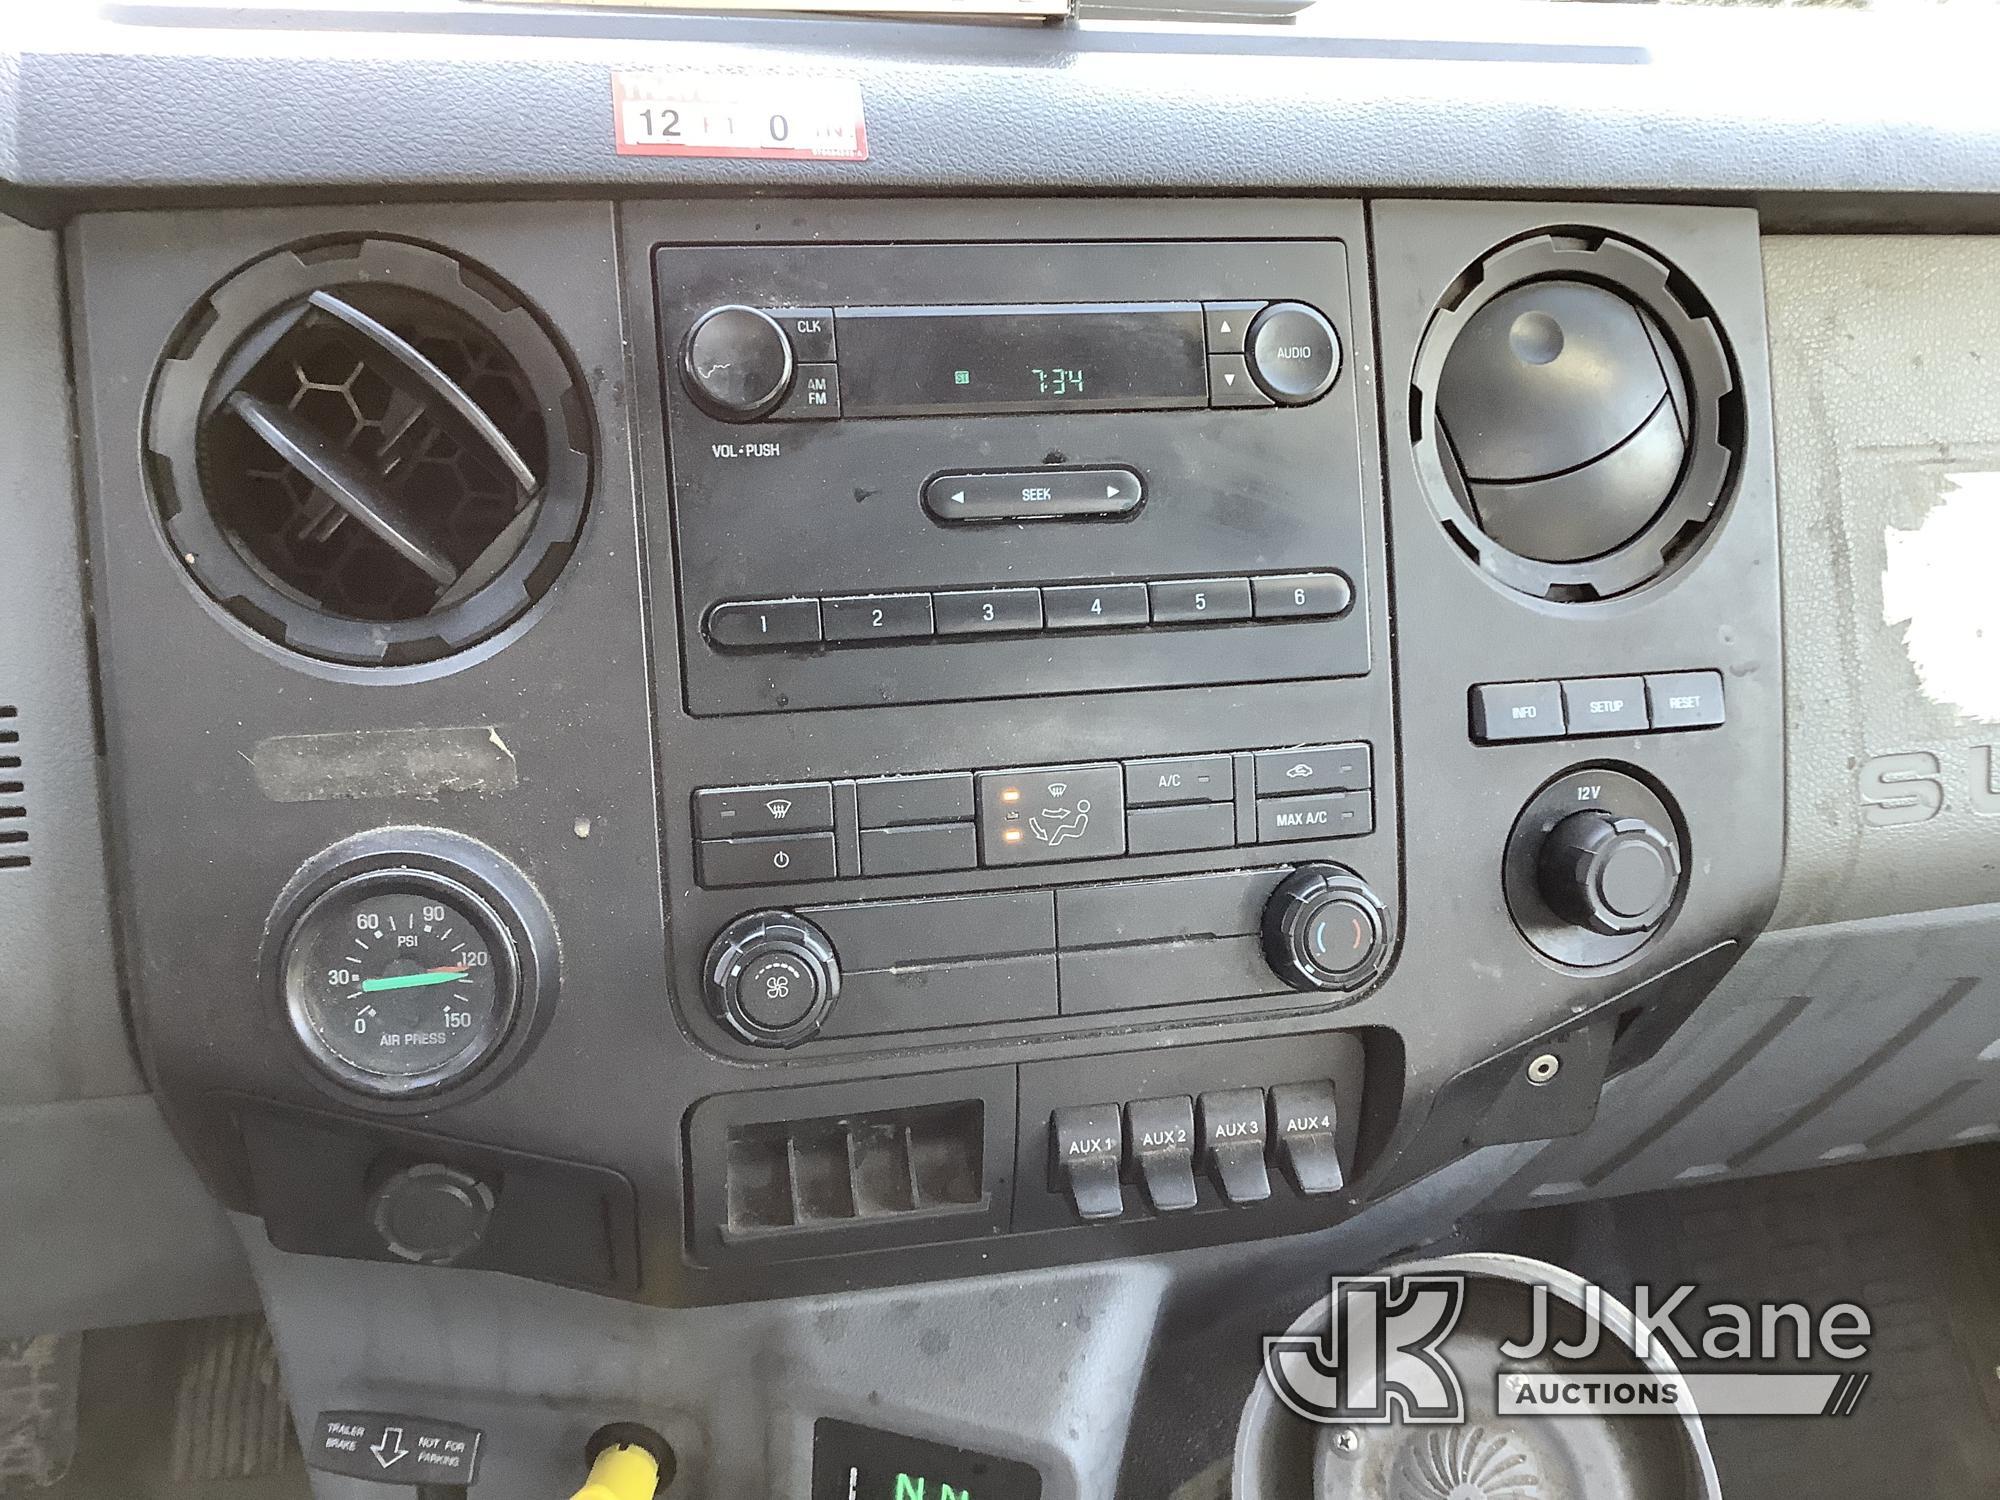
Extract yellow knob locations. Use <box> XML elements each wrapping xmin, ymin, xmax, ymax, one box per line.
<box><xmin>568</xmin><ymin>1442</ymin><xmax>660</xmax><ymax>1500</ymax></box>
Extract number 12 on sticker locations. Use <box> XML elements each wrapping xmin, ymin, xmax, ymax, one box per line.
<box><xmin>613</xmin><ymin>73</ymin><xmax>869</xmax><ymax>161</ymax></box>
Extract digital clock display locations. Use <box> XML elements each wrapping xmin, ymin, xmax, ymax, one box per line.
<box><xmin>835</xmin><ymin>302</ymin><xmax>1208</xmax><ymax>417</ymax></box>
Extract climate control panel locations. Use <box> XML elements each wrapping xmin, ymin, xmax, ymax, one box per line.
<box><xmin>693</xmin><ymin>743</ymin><xmax>1376</xmax><ymax>888</ymax></box>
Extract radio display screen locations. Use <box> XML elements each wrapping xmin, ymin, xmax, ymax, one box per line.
<box><xmin>834</xmin><ymin>302</ymin><xmax>1208</xmax><ymax>417</ymax></box>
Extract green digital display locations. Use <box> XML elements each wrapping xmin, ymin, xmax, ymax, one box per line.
<box><xmin>835</xmin><ymin>302</ymin><xmax>1207</xmax><ymax>417</ymax></box>
<box><xmin>811</xmin><ymin>1420</ymin><xmax>1043</xmax><ymax>1500</ymax></box>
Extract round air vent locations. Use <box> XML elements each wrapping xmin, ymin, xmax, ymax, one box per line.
<box><xmin>146</xmin><ymin>239</ymin><xmax>592</xmax><ymax>666</ymax></box>
<box><xmin>1410</xmin><ymin>233</ymin><xmax>1741</xmax><ymax>602</ymax></box>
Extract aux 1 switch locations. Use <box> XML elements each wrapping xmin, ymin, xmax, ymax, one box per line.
<box><xmin>1051</xmin><ymin>1104</ymin><xmax>1125</xmax><ymax>1221</ymax></box>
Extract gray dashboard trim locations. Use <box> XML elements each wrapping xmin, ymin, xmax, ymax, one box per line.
<box><xmin>6</xmin><ymin>7</ymin><xmax>2000</xmax><ymax>209</ymax></box>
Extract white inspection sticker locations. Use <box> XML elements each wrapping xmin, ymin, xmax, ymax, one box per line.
<box><xmin>613</xmin><ymin>72</ymin><xmax>869</xmax><ymax>160</ymax></box>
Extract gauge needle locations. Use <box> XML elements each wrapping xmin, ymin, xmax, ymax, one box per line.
<box><xmin>359</xmin><ymin>968</ymin><xmax>468</xmax><ymax>993</ymax></box>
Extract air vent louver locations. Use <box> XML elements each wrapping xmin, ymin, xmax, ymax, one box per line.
<box><xmin>147</xmin><ymin>240</ymin><xmax>592</xmax><ymax>666</ymax></box>
<box><xmin>0</xmin><ymin>706</ymin><xmax>25</xmax><ymax>872</ymax></box>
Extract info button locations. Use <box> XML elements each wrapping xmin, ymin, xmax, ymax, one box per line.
<box><xmin>924</xmin><ymin>467</ymin><xmax>1143</xmax><ymax>523</ymax></box>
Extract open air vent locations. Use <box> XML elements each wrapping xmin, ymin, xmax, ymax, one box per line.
<box><xmin>146</xmin><ymin>240</ymin><xmax>593</xmax><ymax>667</ymax></box>
<box><xmin>0</xmin><ymin>706</ymin><xmax>26</xmax><ymax>872</ymax></box>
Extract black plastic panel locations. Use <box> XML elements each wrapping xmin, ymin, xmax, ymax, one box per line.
<box><xmin>74</xmin><ymin>196</ymin><xmax>1781</xmax><ymax>1306</ymax></box>
<box><xmin>654</xmin><ymin>239</ymin><xmax>1370</xmax><ymax>716</ymax></box>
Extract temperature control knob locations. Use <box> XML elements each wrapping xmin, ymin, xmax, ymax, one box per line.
<box><xmin>1261</xmin><ymin>864</ymin><xmax>1390</xmax><ymax>994</ymax></box>
<box><xmin>704</xmin><ymin>911</ymin><xmax>842</xmax><ymax>1047</ymax></box>
<box><xmin>1536</xmin><ymin>810</ymin><xmax>1681</xmax><ymax>937</ymax></box>
<box><xmin>681</xmin><ymin>305</ymin><xmax>794</xmax><ymax>420</ymax></box>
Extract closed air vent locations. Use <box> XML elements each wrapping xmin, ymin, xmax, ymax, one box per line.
<box><xmin>0</xmin><ymin>706</ymin><xmax>25</xmax><ymax>872</ymax></box>
<box><xmin>146</xmin><ymin>240</ymin><xmax>593</xmax><ymax>667</ymax></box>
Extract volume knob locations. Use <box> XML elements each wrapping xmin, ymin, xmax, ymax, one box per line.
<box><xmin>1536</xmin><ymin>810</ymin><xmax>1680</xmax><ymax>936</ymax></box>
<box><xmin>681</xmin><ymin>305</ymin><xmax>794</xmax><ymax>420</ymax></box>
<box><xmin>703</xmin><ymin>910</ymin><xmax>841</xmax><ymax>1047</ymax></box>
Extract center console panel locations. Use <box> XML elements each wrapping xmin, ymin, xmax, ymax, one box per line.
<box><xmin>73</xmin><ymin>196</ymin><xmax>1782</xmax><ymax>1307</ymax></box>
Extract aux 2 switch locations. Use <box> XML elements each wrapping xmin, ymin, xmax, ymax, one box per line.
<box><xmin>1125</xmin><ymin>1096</ymin><xmax>1199</xmax><ymax>1212</ymax></box>
<box><xmin>1261</xmin><ymin>864</ymin><xmax>1389</xmax><ymax>994</ymax></box>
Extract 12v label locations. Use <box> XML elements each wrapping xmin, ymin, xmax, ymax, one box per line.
<box><xmin>613</xmin><ymin>72</ymin><xmax>869</xmax><ymax>160</ymax></box>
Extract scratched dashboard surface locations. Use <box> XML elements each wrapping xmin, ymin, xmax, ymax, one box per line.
<box><xmin>1764</xmin><ymin>236</ymin><xmax>2000</xmax><ymax>931</ymax></box>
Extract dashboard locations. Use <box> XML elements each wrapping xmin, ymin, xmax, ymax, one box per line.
<box><xmin>7</xmin><ymin>4</ymin><xmax>2000</xmax><ymax>1497</ymax></box>
<box><xmin>69</xmin><ymin>192</ymin><xmax>1779</xmax><ymax>1304</ymax></box>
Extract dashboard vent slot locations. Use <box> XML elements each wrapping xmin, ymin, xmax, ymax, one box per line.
<box><xmin>0</xmin><ymin>706</ymin><xmax>25</xmax><ymax>872</ymax></box>
<box><xmin>147</xmin><ymin>240</ymin><xmax>592</xmax><ymax>667</ymax></box>
<box><xmin>724</xmin><ymin>1101</ymin><xmax>986</xmax><ymax>1236</ymax></box>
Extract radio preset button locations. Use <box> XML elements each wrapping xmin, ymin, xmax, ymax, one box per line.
<box><xmin>822</xmin><ymin>593</ymin><xmax>935</xmax><ymax>642</ymax></box>
<box><xmin>923</xmin><ymin>467</ymin><xmax>1143</xmax><ymax>522</ymax></box>
<box><xmin>705</xmin><ymin>598</ymin><xmax>822</xmax><ymax>649</ymax></box>
<box><xmin>1252</xmin><ymin>572</ymin><xmax>1353</xmax><ymax>620</ymax></box>
<box><xmin>1042</xmin><ymin>583</ymin><xmax>1149</xmax><ymax>631</ymax></box>
<box><xmin>933</xmin><ymin>587</ymin><xmax>1044</xmax><ymax>636</ymax></box>
<box><xmin>1208</xmin><ymin>353</ymin><xmax>1274</xmax><ymax>408</ymax></box>
<box><xmin>977</xmin><ymin>763</ymin><xmax>1126</xmax><ymax>866</ymax></box>
<box><xmin>1246</xmin><ymin>302</ymin><xmax>1342</xmax><ymax>405</ymax></box>
<box><xmin>764</xmin><ymin>306</ymin><xmax>836</xmax><ymax>362</ymax></box>
<box><xmin>1203</xmin><ymin>301</ymin><xmax>1264</xmax><ymax>356</ymax></box>
<box><xmin>1149</xmin><ymin>577</ymin><xmax>1252</xmax><ymax>624</ymax></box>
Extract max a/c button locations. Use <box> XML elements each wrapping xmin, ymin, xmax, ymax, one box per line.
<box><xmin>1470</xmin><ymin>680</ymin><xmax>1566</xmax><ymax>743</ymax></box>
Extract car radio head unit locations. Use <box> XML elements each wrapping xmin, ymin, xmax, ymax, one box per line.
<box><xmin>653</xmin><ymin>239</ymin><xmax>1372</xmax><ymax>715</ymax></box>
